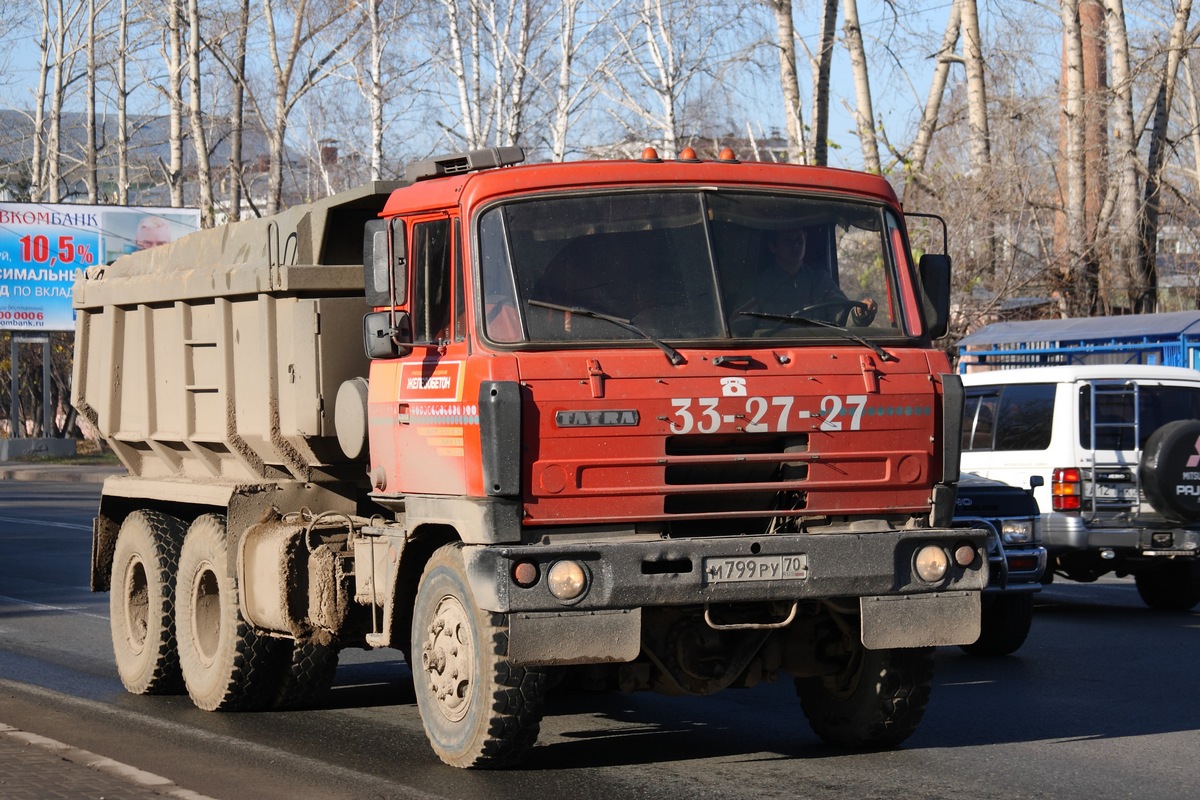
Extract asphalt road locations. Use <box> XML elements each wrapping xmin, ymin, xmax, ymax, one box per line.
<box><xmin>1</xmin><ymin>479</ymin><xmax>1198</xmax><ymax>799</ymax></box>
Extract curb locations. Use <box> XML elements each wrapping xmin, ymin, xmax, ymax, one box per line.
<box><xmin>0</xmin><ymin>723</ymin><xmax>217</xmax><ymax>800</ymax></box>
<box><xmin>0</xmin><ymin>464</ymin><xmax>123</xmax><ymax>484</ymax></box>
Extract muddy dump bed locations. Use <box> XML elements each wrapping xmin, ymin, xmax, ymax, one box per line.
<box><xmin>72</xmin><ymin>182</ymin><xmax>401</xmax><ymax>483</ymax></box>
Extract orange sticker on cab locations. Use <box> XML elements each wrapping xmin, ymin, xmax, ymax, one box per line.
<box><xmin>398</xmin><ymin>361</ymin><xmax>463</xmax><ymax>402</ymax></box>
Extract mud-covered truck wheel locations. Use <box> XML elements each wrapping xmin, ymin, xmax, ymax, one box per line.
<box><xmin>110</xmin><ymin>510</ymin><xmax>187</xmax><ymax>695</ymax></box>
<box><xmin>176</xmin><ymin>514</ymin><xmax>281</xmax><ymax>711</ymax></box>
<box><xmin>1140</xmin><ymin>419</ymin><xmax>1200</xmax><ymax>523</ymax></box>
<box><xmin>796</xmin><ymin>645</ymin><xmax>934</xmax><ymax>749</ymax></box>
<box><xmin>272</xmin><ymin>641</ymin><xmax>340</xmax><ymax>710</ymax></box>
<box><xmin>1134</xmin><ymin>560</ymin><xmax>1200</xmax><ymax>611</ymax></box>
<box><xmin>960</xmin><ymin>593</ymin><xmax>1034</xmax><ymax>657</ymax></box>
<box><xmin>411</xmin><ymin>543</ymin><xmax>547</xmax><ymax>768</ymax></box>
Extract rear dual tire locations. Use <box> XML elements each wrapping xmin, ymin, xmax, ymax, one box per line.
<box><xmin>110</xmin><ymin>510</ymin><xmax>187</xmax><ymax>695</ymax></box>
<box><xmin>175</xmin><ymin>514</ymin><xmax>281</xmax><ymax>711</ymax></box>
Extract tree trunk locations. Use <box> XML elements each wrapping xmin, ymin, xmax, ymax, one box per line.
<box><xmin>86</xmin><ymin>0</ymin><xmax>97</xmax><ymax>203</ymax></box>
<box><xmin>31</xmin><ymin>1</ymin><xmax>51</xmax><ymax>203</ymax></box>
<box><xmin>962</xmin><ymin>0</ymin><xmax>994</xmax><ymax>274</ymax></box>
<box><xmin>167</xmin><ymin>0</ymin><xmax>185</xmax><ymax>207</ymax></box>
<box><xmin>227</xmin><ymin>0</ymin><xmax>248</xmax><ymax>220</ymax></box>
<box><xmin>904</xmin><ymin>0</ymin><xmax>961</xmax><ymax>202</ymax></box>
<box><xmin>116</xmin><ymin>0</ymin><xmax>130</xmax><ymax>205</ymax></box>
<box><xmin>367</xmin><ymin>0</ymin><xmax>384</xmax><ymax>180</ymax></box>
<box><xmin>1059</xmin><ymin>0</ymin><xmax>1090</xmax><ymax>316</ymax></box>
<box><xmin>842</xmin><ymin>0</ymin><xmax>879</xmax><ymax>172</ymax></box>
<box><xmin>1104</xmin><ymin>0</ymin><xmax>1139</xmax><ymax>312</ymax></box>
<box><xmin>187</xmin><ymin>0</ymin><xmax>213</xmax><ymax>227</ymax></box>
<box><xmin>1136</xmin><ymin>0</ymin><xmax>1194</xmax><ymax>314</ymax></box>
<box><xmin>550</xmin><ymin>0</ymin><xmax>577</xmax><ymax>162</ymax></box>
<box><xmin>811</xmin><ymin>0</ymin><xmax>838</xmax><ymax>166</ymax></box>
<box><xmin>767</xmin><ymin>0</ymin><xmax>805</xmax><ymax>163</ymax></box>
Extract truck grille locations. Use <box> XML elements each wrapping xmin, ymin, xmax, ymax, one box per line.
<box><xmin>663</xmin><ymin>433</ymin><xmax>809</xmax><ymax>515</ymax></box>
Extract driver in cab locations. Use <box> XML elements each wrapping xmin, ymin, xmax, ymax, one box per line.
<box><xmin>731</xmin><ymin>227</ymin><xmax>877</xmax><ymax>331</ymax></box>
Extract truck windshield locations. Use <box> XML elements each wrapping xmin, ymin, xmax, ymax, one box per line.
<box><xmin>477</xmin><ymin>190</ymin><xmax>914</xmax><ymax>344</ymax></box>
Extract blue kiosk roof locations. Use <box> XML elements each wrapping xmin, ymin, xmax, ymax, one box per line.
<box><xmin>957</xmin><ymin>311</ymin><xmax>1200</xmax><ymax>348</ymax></box>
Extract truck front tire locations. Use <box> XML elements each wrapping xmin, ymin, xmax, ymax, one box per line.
<box><xmin>110</xmin><ymin>510</ymin><xmax>187</xmax><ymax>695</ymax></box>
<box><xmin>796</xmin><ymin>645</ymin><xmax>933</xmax><ymax>749</ymax></box>
<box><xmin>176</xmin><ymin>514</ymin><xmax>281</xmax><ymax>711</ymax></box>
<box><xmin>411</xmin><ymin>543</ymin><xmax>546</xmax><ymax>768</ymax></box>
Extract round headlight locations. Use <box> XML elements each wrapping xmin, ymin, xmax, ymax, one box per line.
<box><xmin>547</xmin><ymin>560</ymin><xmax>588</xmax><ymax>601</ymax></box>
<box><xmin>914</xmin><ymin>545</ymin><xmax>950</xmax><ymax>583</ymax></box>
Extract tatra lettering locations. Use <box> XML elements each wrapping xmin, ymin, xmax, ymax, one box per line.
<box><xmin>555</xmin><ymin>409</ymin><xmax>639</xmax><ymax>427</ymax></box>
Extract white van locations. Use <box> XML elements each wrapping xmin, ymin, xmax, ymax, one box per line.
<box><xmin>959</xmin><ymin>364</ymin><xmax>1200</xmax><ymax>610</ymax></box>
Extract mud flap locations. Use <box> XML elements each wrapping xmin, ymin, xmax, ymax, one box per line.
<box><xmin>860</xmin><ymin>591</ymin><xmax>981</xmax><ymax>649</ymax></box>
<box><xmin>506</xmin><ymin>608</ymin><xmax>641</xmax><ymax>666</ymax></box>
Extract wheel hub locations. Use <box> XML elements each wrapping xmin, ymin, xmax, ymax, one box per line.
<box><xmin>122</xmin><ymin>557</ymin><xmax>150</xmax><ymax>652</ymax></box>
<box><xmin>421</xmin><ymin>594</ymin><xmax>474</xmax><ymax>722</ymax></box>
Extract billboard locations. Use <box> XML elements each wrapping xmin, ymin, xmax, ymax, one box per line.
<box><xmin>0</xmin><ymin>203</ymin><xmax>200</xmax><ymax>331</ymax></box>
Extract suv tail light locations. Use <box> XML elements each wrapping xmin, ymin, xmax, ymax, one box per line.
<box><xmin>1053</xmin><ymin>467</ymin><xmax>1082</xmax><ymax>511</ymax></box>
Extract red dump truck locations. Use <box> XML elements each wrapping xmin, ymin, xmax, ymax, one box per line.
<box><xmin>73</xmin><ymin>146</ymin><xmax>986</xmax><ymax>768</ymax></box>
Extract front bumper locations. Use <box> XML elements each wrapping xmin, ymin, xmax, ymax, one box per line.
<box><xmin>463</xmin><ymin>527</ymin><xmax>988</xmax><ymax>614</ymax></box>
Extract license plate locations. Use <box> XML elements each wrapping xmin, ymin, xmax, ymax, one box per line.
<box><xmin>703</xmin><ymin>554</ymin><xmax>808</xmax><ymax>584</ymax></box>
<box><xmin>1092</xmin><ymin>483</ymin><xmax>1139</xmax><ymax>501</ymax></box>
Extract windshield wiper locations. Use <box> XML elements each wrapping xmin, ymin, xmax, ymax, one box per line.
<box><xmin>737</xmin><ymin>310</ymin><xmax>897</xmax><ymax>362</ymax></box>
<box><xmin>528</xmin><ymin>299</ymin><xmax>685</xmax><ymax>365</ymax></box>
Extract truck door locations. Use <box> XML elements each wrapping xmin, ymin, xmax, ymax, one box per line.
<box><xmin>380</xmin><ymin>215</ymin><xmax>471</xmax><ymax>496</ymax></box>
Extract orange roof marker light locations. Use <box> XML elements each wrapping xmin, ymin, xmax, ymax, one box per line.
<box><xmin>677</xmin><ymin>146</ymin><xmax>701</xmax><ymax>162</ymax></box>
<box><xmin>640</xmin><ymin>147</ymin><xmax>662</xmax><ymax>162</ymax></box>
<box><xmin>717</xmin><ymin>147</ymin><xmax>739</xmax><ymax>163</ymax></box>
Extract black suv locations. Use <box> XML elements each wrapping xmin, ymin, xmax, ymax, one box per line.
<box><xmin>953</xmin><ymin>473</ymin><xmax>1047</xmax><ymax>655</ymax></box>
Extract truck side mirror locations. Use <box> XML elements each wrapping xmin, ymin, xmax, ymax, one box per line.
<box><xmin>362</xmin><ymin>218</ymin><xmax>407</xmax><ymax>307</ymax></box>
<box><xmin>918</xmin><ymin>253</ymin><xmax>951</xmax><ymax>340</ymax></box>
<box><xmin>363</xmin><ymin>310</ymin><xmax>412</xmax><ymax>359</ymax></box>
<box><xmin>1029</xmin><ymin>475</ymin><xmax>1045</xmax><ymax>491</ymax></box>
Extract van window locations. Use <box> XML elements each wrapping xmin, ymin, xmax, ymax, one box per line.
<box><xmin>962</xmin><ymin>394</ymin><xmax>997</xmax><ymax>450</ymax></box>
<box><xmin>963</xmin><ymin>383</ymin><xmax>1055</xmax><ymax>451</ymax></box>
<box><xmin>1079</xmin><ymin>383</ymin><xmax>1200</xmax><ymax>449</ymax></box>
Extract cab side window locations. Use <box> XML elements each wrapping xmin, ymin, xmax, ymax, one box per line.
<box><xmin>412</xmin><ymin>219</ymin><xmax>452</xmax><ymax>344</ymax></box>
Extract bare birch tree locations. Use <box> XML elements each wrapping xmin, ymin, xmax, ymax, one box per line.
<box><xmin>113</xmin><ymin>0</ymin><xmax>132</xmax><ymax>204</ymax></box>
<box><xmin>46</xmin><ymin>0</ymin><xmax>88</xmax><ymax>202</ymax></box>
<box><xmin>437</xmin><ymin>0</ymin><xmax>551</xmax><ymax>151</ymax></box>
<box><xmin>186</xmin><ymin>0</ymin><xmax>214</xmax><ymax>226</ymax></box>
<box><xmin>961</xmin><ymin>0</ymin><xmax>990</xmax><ymax>174</ymax></box>
<box><xmin>546</xmin><ymin>0</ymin><xmax>614</xmax><ymax>161</ymax></box>
<box><xmin>258</xmin><ymin>0</ymin><xmax>358</xmax><ymax>214</ymax></box>
<box><xmin>159</xmin><ymin>0</ymin><xmax>186</xmax><ymax>207</ymax></box>
<box><xmin>842</xmin><ymin>0</ymin><xmax>879</xmax><ymax>172</ymax></box>
<box><xmin>1058</xmin><ymin>0</ymin><xmax>1089</xmax><ymax>315</ymax></box>
<box><xmin>810</xmin><ymin>0</ymin><xmax>838</xmax><ymax>166</ymax></box>
<box><xmin>1135</xmin><ymin>0</ymin><xmax>1194</xmax><ymax>313</ymax></box>
<box><xmin>85</xmin><ymin>0</ymin><xmax>99</xmax><ymax>203</ymax></box>
<box><xmin>30</xmin><ymin>1</ymin><xmax>53</xmax><ymax>202</ymax></box>
<box><xmin>1095</xmin><ymin>0</ymin><xmax>1137</xmax><ymax>314</ymax></box>
<box><xmin>604</xmin><ymin>0</ymin><xmax>730</xmax><ymax>158</ymax></box>
<box><xmin>764</xmin><ymin>0</ymin><xmax>805</xmax><ymax>163</ymax></box>
<box><xmin>904</xmin><ymin>0</ymin><xmax>961</xmax><ymax>200</ymax></box>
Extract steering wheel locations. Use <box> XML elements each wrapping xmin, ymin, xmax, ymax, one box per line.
<box><xmin>798</xmin><ymin>299</ymin><xmax>871</xmax><ymax>327</ymax></box>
